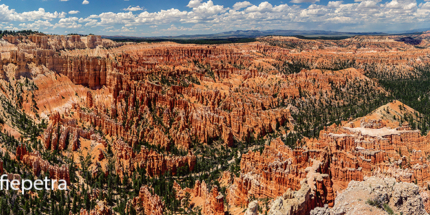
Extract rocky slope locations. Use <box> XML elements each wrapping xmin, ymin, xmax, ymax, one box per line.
<box><xmin>310</xmin><ymin>176</ymin><xmax>428</xmax><ymax>215</ymax></box>
<box><xmin>225</xmin><ymin>100</ymin><xmax>430</xmax><ymax>214</ymax></box>
<box><xmin>2</xmin><ymin>32</ymin><xmax>430</xmax><ymax>214</ymax></box>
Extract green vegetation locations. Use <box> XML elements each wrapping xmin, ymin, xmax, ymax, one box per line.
<box><xmin>383</xmin><ymin>204</ymin><xmax>394</xmax><ymax>214</ymax></box>
<box><xmin>283</xmin><ymin>77</ymin><xmax>391</xmax><ymax>142</ymax></box>
<box><xmin>272</xmin><ymin>59</ymin><xmax>430</xmax><ymax>137</ymax></box>
<box><xmin>111</xmin><ymin>37</ymin><xmax>257</xmax><ymax>44</ymax></box>
<box><xmin>0</xmin><ymin>30</ymin><xmax>41</xmax><ymax>37</ymax></box>
<box><xmin>378</xmin><ymin>65</ymin><xmax>430</xmax><ymax>134</ymax></box>
<box><xmin>366</xmin><ymin>199</ymin><xmax>394</xmax><ymax>214</ymax></box>
<box><xmin>294</xmin><ymin>35</ymin><xmax>352</xmax><ymax>40</ymax></box>
<box><xmin>2</xmin><ymin>34</ymin><xmax>430</xmax><ymax>214</ymax></box>
<box><xmin>366</xmin><ymin>198</ymin><xmax>379</xmax><ymax>207</ymax></box>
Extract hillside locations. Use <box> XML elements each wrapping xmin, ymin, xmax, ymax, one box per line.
<box><xmin>1</xmin><ymin>33</ymin><xmax>430</xmax><ymax>215</ymax></box>
<box><xmin>227</xmin><ymin>100</ymin><xmax>430</xmax><ymax>214</ymax></box>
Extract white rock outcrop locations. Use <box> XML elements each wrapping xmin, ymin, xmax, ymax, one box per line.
<box><xmin>311</xmin><ymin>176</ymin><xmax>428</xmax><ymax>215</ymax></box>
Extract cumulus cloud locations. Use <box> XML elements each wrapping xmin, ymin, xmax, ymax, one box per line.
<box><xmin>161</xmin><ymin>24</ymin><xmax>194</xmax><ymax>32</ymax></box>
<box><xmin>123</xmin><ymin>6</ymin><xmax>144</xmax><ymax>11</ymax></box>
<box><xmin>82</xmin><ymin>0</ymin><xmax>89</xmax><ymax>5</ymax></box>
<box><xmin>233</xmin><ymin>1</ymin><xmax>253</xmax><ymax>10</ymax></box>
<box><xmin>92</xmin><ymin>11</ymin><xmax>140</xmax><ymax>26</ymax></box>
<box><xmin>327</xmin><ymin>1</ymin><xmax>343</xmax><ymax>8</ymax></box>
<box><xmin>357</xmin><ymin>1</ymin><xmax>380</xmax><ymax>9</ymax></box>
<box><xmin>62</xmin><ymin>0</ymin><xmax>426</xmax><ymax>33</ymax></box>
<box><xmin>421</xmin><ymin>2</ymin><xmax>430</xmax><ymax>8</ymax></box>
<box><xmin>5</xmin><ymin>24</ymin><xmax>19</xmax><ymax>31</ymax></box>
<box><xmin>19</xmin><ymin>20</ymin><xmax>53</xmax><ymax>30</ymax></box>
<box><xmin>245</xmin><ymin>2</ymin><xmax>274</xmax><ymax>12</ymax></box>
<box><xmin>78</xmin><ymin>17</ymin><xmax>98</xmax><ymax>26</ymax></box>
<box><xmin>384</xmin><ymin>0</ymin><xmax>416</xmax><ymax>9</ymax></box>
<box><xmin>21</xmin><ymin>8</ymin><xmax>66</xmax><ymax>21</ymax></box>
<box><xmin>0</xmin><ymin>0</ymin><xmax>429</xmax><ymax>35</ymax></box>
<box><xmin>0</xmin><ymin>5</ymin><xmax>66</xmax><ymax>22</ymax></box>
<box><xmin>185</xmin><ymin>0</ymin><xmax>227</xmax><ymax>23</ymax></box>
<box><xmin>54</xmin><ymin>17</ymin><xmax>82</xmax><ymax>28</ymax></box>
<box><xmin>291</xmin><ymin>0</ymin><xmax>320</xmax><ymax>4</ymax></box>
<box><xmin>107</xmin><ymin>26</ymin><xmax>135</xmax><ymax>32</ymax></box>
<box><xmin>187</xmin><ymin>0</ymin><xmax>202</xmax><ymax>8</ymax></box>
<box><xmin>137</xmin><ymin>9</ymin><xmax>188</xmax><ymax>25</ymax></box>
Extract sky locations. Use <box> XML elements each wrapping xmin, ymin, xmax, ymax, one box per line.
<box><xmin>0</xmin><ymin>0</ymin><xmax>430</xmax><ymax>36</ymax></box>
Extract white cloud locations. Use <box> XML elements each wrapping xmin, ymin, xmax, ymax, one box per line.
<box><xmin>327</xmin><ymin>1</ymin><xmax>343</xmax><ymax>8</ymax></box>
<box><xmin>290</xmin><ymin>0</ymin><xmax>320</xmax><ymax>4</ymax></box>
<box><xmin>185</xmin><ymin>0</ymin><xmax>227</xmax><ymax>23</ymax></box>
<box><xmin>421</xmin><ymin>2</ymin><xmax>430</xmax><ymax>8</ymax></box>
<box><xmin>21</xmin><ymin>9</ymin><xmax>67</xmax><ymax>21</ymax></box>
<box><xmin>82</xmin><ymin>0</ymin><xmax>89</xmax><ymax>5</ymax></box>
<box><xmin>54</xmin><ymin>17</ymin><xmax>82</xmax><ymax>28</ymax></box>
<box><xmin>161</xmin><ymin>24</ymin><xmax>193</xmax><ymax>32</ymax></box>
<box><xmin>245</xmin><ymin>2</ymin><xmax>274</xmax><ymax>12</ymax></box>
<box><xmin>0</xmin><ymin>0</ymin><xmax>427</xmax><ymax>35</ymax></box>
<box><xmin>187</xmin><ymin>0</ymin><xmax>202</xmax><ymax>8</ymax></box>
<box><xmin>385</xmin><ymin>0</ymin><xmax>402</xmax><ymax>8</ymax></box>
<box><xmin>137</xmin><ymin>9</ymin><xmax>188</xmax><ymax>25</ymax></box>
<box><xmin>384</xmin><ymin>0</ymin><xmax>416</xmax><ymax>10</ymax></box>
<box><xmin>19</xmin><ymin>20</ymin><xmax>53</xmax><ymax>30</ymax></box>
<box><xmin>64</xmin><ymin>0</ymin><xmax>425</xmax><ymax>34</ymax></box>
<box><xmin>233</xmin><ymin>1</ymin><xmax>253</xmax><ymax>10</ymax></box>
<box><xmin>107</xmin><ymin>26</ymin><xmax>135</xmax><ymax>32</ymax></box>
<box><xmin>5</xmin><ymin>25</ymin><xmax>19</xmax><ymax>31</ymax></box>
<box><xmin>123</xmin><ymin>6</ymin><xmax>144</xmax><ymax>11</ymax></box>
<box><xmin>103</xmin><ymin>12</ymin><xmax>134</xmax><ymax>23</ymax></box>
<box><xmin>0</xmin><ymin>5</ymin><xmax>66</xmax><ymax>22</ymax></box>
<box><xmin>357</xmin><ymin>1</ymin><xmax>380</xmax><ymax>9</ymax></box>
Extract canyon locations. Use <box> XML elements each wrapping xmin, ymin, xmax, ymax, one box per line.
<box><xmin>1</xmin><ymin>32</ymin><xmax>430</xmax><ymax>214</ymax></box>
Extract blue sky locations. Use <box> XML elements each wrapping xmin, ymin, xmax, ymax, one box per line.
<box><xmin>0</xmin><ymin>0</ymin><xmax>430</xmax><ymax>36</ymax></box>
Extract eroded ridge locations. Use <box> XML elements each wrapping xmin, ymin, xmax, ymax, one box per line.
<box><xmin>1</xmin><ymin>32</ymin><xmax>430</xmax><ymax>214</ymax></box>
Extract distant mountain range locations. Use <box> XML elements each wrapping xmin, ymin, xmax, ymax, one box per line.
<box><xmin>385</xmin><ymin>28</ymin><xmax>430</xmax><ymax>34</ymax></box>
<box><xmin>102</xmin><ymin>29</ymin><xmax>415</xmax><ymax>40</ymax></box>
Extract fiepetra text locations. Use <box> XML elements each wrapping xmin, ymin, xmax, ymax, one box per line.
<box><xmin>0</xmin><ymin>174</ymin><xmax>67</xmax><ymax>194</ymax></box>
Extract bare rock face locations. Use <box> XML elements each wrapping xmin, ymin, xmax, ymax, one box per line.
<box><xmin>227</xmin><ymin>137</ymin><xmax>334</xmax><ymax>209</ymax></box>
<box><xmin>173</xmin><ymin>179</ymin><xmax>226</xmax><ymax>215</ymax></box>
<box><xmin>310</xmin><ymin>176</ymin><xmax>428</xmax><ymax>215</ymax></box>
<box><xmin>260</xmin><ymin>35</ymin><xmax>430</xmax><ymax>79</ymax></box>
<box><xmin>21</xmin><ymin>149</ymin><xmax>70</xmax><ymax>184</ymax></box>
<box><xmin>0</xmin><ymin>159</ymin><xmax>3</xmax><ymax>175</ymax></box>
<box><xmin>79</xmin><ymin>200</ymin><xmax>112</xmax><ymax>215</ymax></box>
<box><xmin>112</xmin><ymin>139</ymin><xmax>196</xmax><ymax>178</ymax></box>
<box><xmin>94</xmin><ymin>200</ymin><xmax>113</xmax><ymax>214</ymax></box>
<box><xmin>205</xmin><ymin>185</ymin><xmax>225</xmax><ymax>215</ymax></box>
<box><xmin>3</xmin><ymin>34</ymin><xmax>119</xmax><ymax>51</ymax></box>
<box><xmin>42</xmin><ymin>112</ymin><xmax>94</xmax><ymax>152</ymax></box>
<box><xmin>86</xmin><ymin>35</ymin><xmax>103</xmax><ymax>49</ymax></box>
<box><xmin>16</xmin><ymin>144</ymin><xmax>27</xmax><ymax>161</ymax></box>
<box><xmin>227</xmin><ymin>100</ymin><xmax>430</xmax><ymax>214</ymax></box>
<box><xmin>245</xmin><ymin>200</ymin><xmax>259</xmax><ymax>215</ymax></box>
<box><xmin>131</xmin><ymin>186</ymin><xmax>164</xmax><ymax>215</ymax></box>
<box><xmin>6</xmin><ymin>32</ymin><xmax>430</xmax><ymax>215</ymax></box>
<box><xmin>267</xmin><ymin>179</ymin><xmax>317</xmax><ymax>215</ymax></box>
<box><xmin>1</xmin><ymin>38</ymin><xmax>386</xmax><ymax>156</ymax></box>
